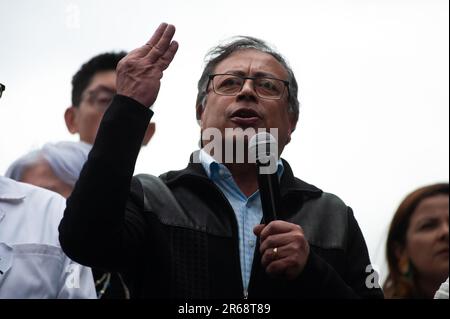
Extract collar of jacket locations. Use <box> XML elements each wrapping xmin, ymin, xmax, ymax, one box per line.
<box><xmin>163</xmin><ymin>151</ymin><xmax>323</xmax><ymax>199</ymax></box>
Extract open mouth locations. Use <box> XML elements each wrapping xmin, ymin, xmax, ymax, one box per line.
<box><xmin>231</xmin><ymin>108</ymin><xmax>261</xmax><ymax>119</ymax></box>
<box><xmin>230</xmin><ymin>108</ymin><xmax>261</xmax><ymax>127</ymax></box>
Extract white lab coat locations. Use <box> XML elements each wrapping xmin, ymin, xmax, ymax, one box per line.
<box><xmin>0</xmin><ymin>176</ymin><xmax>96</xmax><ymax>298</ymax></box>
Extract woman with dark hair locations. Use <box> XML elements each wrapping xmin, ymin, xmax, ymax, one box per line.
<box><xmin>384</xmin><ymin>183</ymin><xmax>449</xmax><ymax>298</ymax></box>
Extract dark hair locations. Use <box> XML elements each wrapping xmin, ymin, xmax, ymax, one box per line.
<box><xmin>71</xmin><ymin>51</ymin><xmax>127</xmax><ymax>107</ymax></box>
<box><xmin>383</xmin><ymin>183</ymin><xmax>449</xmax><ymax>298</ymax></box>
<box><xmin>196</xmin><ymin>36</ymin><xmax>300</xmax><ymax>126</ymax></box>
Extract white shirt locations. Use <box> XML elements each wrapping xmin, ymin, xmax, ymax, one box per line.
<box><xmin>0</xmin><ymin>176</ymin><xmax>96</xmax><ymax>298</ymax></box>
<box><xmin>434</xmin><ymin>277</ymin><xmax>449</xmax><ymax>299</ymax></box>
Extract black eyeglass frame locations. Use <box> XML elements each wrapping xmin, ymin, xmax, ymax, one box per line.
<box><xmin>207</xmin><ymin>74</ymin><xmax>290</xmax><ymax>100</ymax></box>
<box><xmin>0</xmin><ymin>83</ymin><xmax>5</xmax><ymax>99</ymax></box>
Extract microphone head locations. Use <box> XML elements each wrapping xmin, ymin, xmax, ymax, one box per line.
<box><xmin>248</xmin><ymin>132</ymin><xmax>278</xmax><ymax>169</ymax></box>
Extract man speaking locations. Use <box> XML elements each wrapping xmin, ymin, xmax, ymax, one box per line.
<box><xmin>59</xmin><ymin>23</ymin><xmax>383</xmax><ymax>299</ymax></box>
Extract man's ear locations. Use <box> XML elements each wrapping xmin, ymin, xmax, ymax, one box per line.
<box><xmin>285</xmin><ymin>114</ymin><xmax>298</xmax><ymax>145</ymax></box>
<box><xmin>64</xmin><ymin>106</ymin><xmax>79</xmax><ymax>134</ymax></box>
<box><xmin>142</xmin><ymin>122</ymin><xmax>156</xmax><ymax>146</ymax></box>
<box><xmin>196</xmin><ymin>103</ymin><xmax>204</xmax><ymax>123</ymax></box>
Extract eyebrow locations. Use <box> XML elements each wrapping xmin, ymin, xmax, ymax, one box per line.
<box><xmin>415</xmin><ymin>215</ymin><xmax>448</xmax><ymax>227</ymax></box>
<box><xmin>93</xmin><ymin>85</ymin><xmax>115</xmax><ymax>92</ymax></box>
<box><xmin>85</xmin><ymin>85</ymin><xmax>116</xmax><ymax>96</ymax></box>
<box><xmin>223</xmin><ymin>70</ymin><xmax>281</xmax><ymax>79</ymax></box>
<box><xmin>417</xmin><ymin>216</ymin><xmax>439</xmax><ymax>223</ymax></box>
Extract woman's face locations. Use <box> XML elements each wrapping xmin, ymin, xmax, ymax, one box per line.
<box><xmin>405</xmin><ymin>194</ymin><xmax>449</xmax><ymax>282</ymax></box>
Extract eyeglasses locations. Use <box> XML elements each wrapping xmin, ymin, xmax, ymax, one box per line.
<box><xmin>81</xmin><ymin>86</ymin><xmax>115</xmax><ymax>110</ymax></box>
<box><xmin>0</xmin><ymin>83</ymin><xmax>5</xmax><ymax>99</ymax></box>
<box><xmin>208</xmin><ymin>74</ymin><xmax>289</xmax><ymax>100</ymax></box>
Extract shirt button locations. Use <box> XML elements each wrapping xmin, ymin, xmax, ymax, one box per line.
<box><xmin>249</xmin><ymin>240</ymin><xmax>255</xmax><ymax>248</ymax></box>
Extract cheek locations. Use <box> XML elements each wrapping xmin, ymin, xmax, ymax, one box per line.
<box><xmin>201</xmin><ymin>104</ymin><xmax>225</xmax><ymax>128</ymax></box>
<box><xmin>406</xmin><ymin>233</ymin><xmax>434</xmax><ymax>265</ymax></box>
<box><xmin>266</xmin><ymin>111</ymin><xmax>292</xmax><ymax>141</ymax></box>
<box><xmin>79</xmin><ymin>110</ymin><xmax>103</xmax><ymax>129</ymax></box>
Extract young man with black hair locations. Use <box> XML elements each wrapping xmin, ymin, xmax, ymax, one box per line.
<box><xmin>64</xmin><ymin>52</ymin><xmax>155</xmax><ymax>146</ymax></box>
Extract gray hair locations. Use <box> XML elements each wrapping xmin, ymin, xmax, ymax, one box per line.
<box><xmin>195</xmin><ymin>36</ymin><xmax>300</xmax><ymax>126</ymax></box>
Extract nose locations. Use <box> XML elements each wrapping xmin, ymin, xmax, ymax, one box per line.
<box><xmin>438</xmin><ymin>220</ymin><xmax>449</xmax><ymax>241</ymax></box>
<box><xmin>237</xmin><ymin>78</ymin><xmax>257</xmax><ymax>101</ymax></box>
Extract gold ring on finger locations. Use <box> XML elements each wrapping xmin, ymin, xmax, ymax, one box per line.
<box><xmin>272</xmin><ymin>247</ymin><xmax>278</xmax><ymax>257</ymax></box>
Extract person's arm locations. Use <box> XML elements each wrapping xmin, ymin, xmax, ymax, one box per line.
<box><xmin>292</xmin><ymin>208</ymin><xmax>384</xmax><ymax>298</ymax></box>
<box><xmin>296</xmin><ymin>208</ymin><xmax>383</xmax><ymax>299</ymax></box>
<box><xmin>344</xmin><ymin>208</ymin><xmax>384</xmax><ymax>298</ymax></box>
<box><xmin>58</xmin><ymin>23</ymin><xmax>178</xmax><ymax>272</ymax></box>
<box><xmin>59</xmin><ymin>95</ymin><xmax>153</xmax><ymax>271</ymax></box>
<box><xmin>255</xmin><ymin>208</ymin><xmax>384</xmax><ymax>298</ymax></box>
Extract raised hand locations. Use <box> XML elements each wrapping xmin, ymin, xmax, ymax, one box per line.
<box><xmin>116</xmin><ymin>23</ymin><xmax>179</xmax><ymax>107</ymax></box>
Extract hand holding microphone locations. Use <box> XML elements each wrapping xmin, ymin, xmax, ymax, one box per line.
<box><xmin>253</xmin><ymin>221</ymin><xmax>309</xmax><ymax>280</ymax></box>
<box><xmin>250</xmin><ymin>132</ymin><xmax>310</xmax><ymax>280</ymax></box>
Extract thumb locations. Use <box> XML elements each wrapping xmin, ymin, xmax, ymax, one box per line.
<box><xmin>253</xmin><ymin>224</ymin><xmax>265</xmax><ymax>236</ymax></box>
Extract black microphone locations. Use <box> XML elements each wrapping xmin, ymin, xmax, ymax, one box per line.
<box><xmin>249</xmin><ymin>132</ymin><xmax>281</xmax><ymax>224</ymax></box>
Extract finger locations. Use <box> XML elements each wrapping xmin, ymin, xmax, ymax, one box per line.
<box><xmin>130</xmin><ymin>23</ymin><xmax>169</xmax><ymax>58</ymax></box>
<box><xmin>253</xmin><ymin>224</ymin><xmax>266</xmax><ymax>236</ymax></box>
<box><xmin>127</xmin><ymin>45</ymin><xmax>151</xmax><ymax>59</ymax></box>
<box><xmin>157</xmin><ymin>41</ymin><xmax>179</xmax><ymax>71</ymax></box>
<box><xmin>261</xmin><ymin>246</ymin><xmax>286</xmax><ymax>268</ymax></box>
<box><xmin>146</xmin><ymin>22</ymin><xmax>169</xmax><ymax>47</ymax></box>
<box><xmin>146</xmin><ymin>24</ymin><xmax>176</xmax><ymax>63</ymax></box>
<box><xmin>259</xmin><ymin>232</ymin><xmax>295</xmax><ymax>253</ymax></box>
<box><xmin>260</xmin><ymin>220</ymin><xmax>300</xmax><ymax>241</ymax></box>
<box><xmin>261</xmin><ymin>250</ymin><xmax>289</xmax><ymax>271</ymax></box>
<box><xmin>266</xmin><ymin>256</ymin><xmax>302</xmax><ymax>280</ymax></box>
<box><xmin>265</xmin><ymin>258</ymin><xmax>290</xmax><ymax>276</ymax></box>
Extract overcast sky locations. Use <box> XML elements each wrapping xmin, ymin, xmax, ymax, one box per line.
<box><xmin>1</xmin><ymin>0</ymin><xmax>448</xmax><ymax>283</ymax></box>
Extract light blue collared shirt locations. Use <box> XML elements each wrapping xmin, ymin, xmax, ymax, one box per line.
<box><xmin>199</xmin><ymin>150</ymin><xmax>284</xmax><ymax>292</ymax></box>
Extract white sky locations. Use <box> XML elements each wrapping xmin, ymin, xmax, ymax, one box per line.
<box><xmin>0</xmin><ymin>0</ymin><xmax>449</xmax><ymax>284</ymax></box>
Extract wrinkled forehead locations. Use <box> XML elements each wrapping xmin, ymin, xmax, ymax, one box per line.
<box><xmin>213</xmin><ymin>49</ymin><xmax>289</xmax><ymax>80</ymax></box>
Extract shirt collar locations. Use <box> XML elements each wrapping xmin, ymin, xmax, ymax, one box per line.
<box><xmin>199</xmin><ymin>149</ymin><xmax>284</xmax><ymax>181</ymax></box>
<box><xmin>0</xmin><ymin>176</ymin><xmax>26</xmax><ymax>201</ymax></box>
<box><xmin>164</xmin><ymin>151</ymin><xmax>322</xmax><ymax>200</ymax></box>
